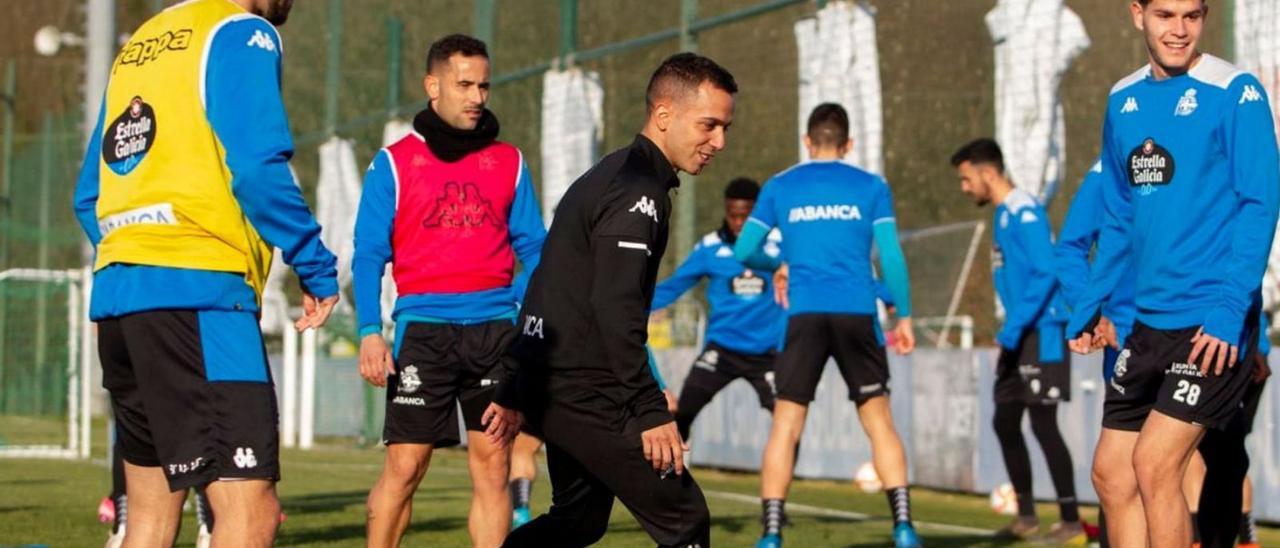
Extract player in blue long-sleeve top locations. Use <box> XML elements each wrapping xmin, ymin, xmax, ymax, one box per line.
<box><xmin>650</xmin><ymin>177</ymin><xmax>786</xmax><ymax>441</ymax></box>
<box><xmin>1064</xmin><ymin>1</ymin><xmax>1280</xmax><ymax>544</ymax></box>
<box><xmin>952</xmin><ymin>138</ymin><xmax>1080</xmax><ymax>542</ymax></box>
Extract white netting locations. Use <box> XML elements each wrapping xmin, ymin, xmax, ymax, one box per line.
<box><xmin>986</xmin><ymin>0</ymin><xmax>1089</xmax><ymax>205</ymax></box>
<box><xmin>315</xmin><ymin>136</ymin><xmax>362</xmax><ymax>315</ymax></box>
<box><xmin>795</xmin><ymin>0</ymin><xmax>883</xmax><ymax>173</ymax></box>
<box><xmin>540</xmin><ymin>67</ymin><xmax>604</xmax><ymax>223</ymax></box>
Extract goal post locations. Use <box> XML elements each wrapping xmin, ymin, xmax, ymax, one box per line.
<box><xmin>0</xmin><ymin>268</ymin><xmax>92</xmax><ymax>459</ymax></box>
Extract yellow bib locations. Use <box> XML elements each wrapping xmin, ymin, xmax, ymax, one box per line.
<box><xmin>96</xmin><ymin>0</ymin><xmax>273</xmax><ymax>299</ymax></box>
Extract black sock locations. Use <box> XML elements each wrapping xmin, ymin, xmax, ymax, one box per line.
<box><xmin>509</xmin><ymin>478</ymin><xmax>532</xmax><ymax>510</ymax></box>
<box><xmin>1190</xmin><ymin>512</ymin><xmax>1200</xmax><ymax>542</ymax></box>
<box><xmin>113</xmin><ymin>494</ymin><xmax>127</xmax><ymax>533</ymax></box>
<box><xmin>762</xmin><ymin>498</ymin><xmax>785</xmax><ymax>536</ymax></box>
<box><xmin>1016</xmin><ymin>492</ymin><xmax>1036</xmax><ymax>518</ymax></box>
<box><xmin>1028</xmin><ymin>404</ymin><xmax>1078</xmax><ymax>522</ymax></box>
<box><xmin>994</xmin><ymin>402</ymin><xmax>1035</xmax><ymax>519</ymax></box>
<box><xmin>1240</xmin><ymin>511</ymin><xmax>1257</xmax><ymax>543</ymax></box>
<box><xmin>885</xmin><ymin>487</ymin><xmax>912</xmax><ymax>526</ymax></box>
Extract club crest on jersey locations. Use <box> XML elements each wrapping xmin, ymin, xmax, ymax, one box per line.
<box><xmin>730</xmin><ymin>270</ymin><xmax>766</xmax><ymax>299</ymax></box>
<box><xmin>1127</xmin><ymin>138</ymin><xmax>1175</xmax><ymax>192</ymax></box>
<box><xmin>398</xmin><ymin>365</ymin><xmax>422</xmax><ymax>394</ymax></box>
<box><xmin>103</xmin><ymin>96</ymin><xmax>157</xmax><ymax>176</ymax></box>
<box><xmin>1174</xmin><ymin>88</ymin><xmax>1198</xmax><ymax>116</ymax></box>
<box><xmin>629</xmin><ymin>196</ymin><xmax>659</xmax><ymax>222</ymax></box>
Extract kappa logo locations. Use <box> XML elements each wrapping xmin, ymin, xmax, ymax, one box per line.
<box><xmin>629</xmin><ymin>196</ymin><xmax>659</xmax><ymax>222</ymax></box>
<box><xmin>1241</xmin><ymin>84</ymin><xmax>1264</xmax><ymax>104</ymax></box>
<box><xmin>233</xmin><ymin>447</ymin><xmax>257</xmax><ymax>469</ymax></box>
<box><xmin>1174</xmin><ymin>88</ymin><xmax>1199</xmax><ymax>116</ymax></box>
<box><xmin>399</xmin><ymin>365</ymin><xmax>422</xmax><ymax>394</ymax></box>
<box><xmin>1121</xmin><ymin>96</ymin><xmax>1140</xmax><ymax>114</ymax></box>
<box><xmin>423</xmin><ymin>182</ymin><xmax>501</xmax><ymax>233</ymax></box>
<box><xmin>246</xmin><ymin>30</ymin><xmax>277</xmax><ymax>52</ymax></box>
<box><xmin>522</xmin><ymin>315</ymin><xmax>545</xmax><ymax>339</ymax></box>
<box><xmin>114</xmin><ymin>29</ymin><xmax>193</xmax><ymax>71</ymax></box>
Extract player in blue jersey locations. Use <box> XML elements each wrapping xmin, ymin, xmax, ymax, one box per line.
<box><xmin>951</xmin><ymin>139</ymin><xmax>1082</xmax><ymax>543</ymax></box>
<box><xmin>734</xmin><ymin>103</ymin><xmax>919</xmax><ymax>548</ymax></box>
<box><xmin>1065</xmin><ymin>1</ymin><xmax>1280</xmax><ymax>545</ymax></box>
<box><xmin>651</xmin><ymin>177</ymin><xmax>785</xmax><ymax>441</ymax></box>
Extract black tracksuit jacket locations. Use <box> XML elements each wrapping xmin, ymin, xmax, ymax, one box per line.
<box><xmin>500</xmin><ymin>134</ymin><xmax>676</xmax><ymax>432</ymax></box>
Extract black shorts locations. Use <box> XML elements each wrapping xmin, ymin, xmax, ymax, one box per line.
<box><xmin>383</xmin><ymin>320</ymin><xmax>517</xmax><ymax>447</ymax></box>
<box><xmin>99</xmin><ymin>310</ymin><xmax>279</xmax><ymax>492</ymax></box>
<box><xmin>994</xmin><ymin>329</ymin><xmax>1072</xmax><ymax>405</ymax></box>
<box><xmin>680</xmin><ymin>343</ymin><xmax>776</xmax><ymax>410</ymax></box>
<box><xmin>775</xmin><ymin>313</ymin><xmax>889</xmax><ymax>404</ymax></box>
<box><xmin>1104</xmin><ymin>321</ymin><xmax>1258</xmax><ymax>432</ymax></box>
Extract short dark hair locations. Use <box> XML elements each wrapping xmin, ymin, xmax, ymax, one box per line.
<box><xmin>806</xmin><ymin>103</ymin><xmax>849</xmax><ymax>148</ymax></box>
<box><xmin>950</xmin><ymin>138</ymin><xmax>1005</xmax><ymax>173</ymax></box>
<box><xmin>645</xmin><ymin>52</ymin><xmax>738</xmax><ymax>112</ymax></box>
<box><xmin>1137</xmin><ymin>0</ymin><xmax>1206</xmax><ymax>5</ymax></box>
<box><xmin>724</xmin><ymin>177</ymin><xmax>760</xmax><ymax>201</ymax></box>
<box><xmin>427</xmin><ymin>34</ymin><xmax>488</xmax><ymax>74</ymax></box>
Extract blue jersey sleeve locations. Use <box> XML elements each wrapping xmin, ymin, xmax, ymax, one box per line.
<box><xmin>1202</xmin><ymin>76</ymin><xmax>1280</xmax><ymax>345</ymax></box>
<box><xmin>734</xmin><ymin>179</ymin><xmax>778</xmax><ymax>263</ymax></box>
<box><xmin>875</xmin><ymin>280</ymin><xmax>895</xmax><ymax>306</ymax></box>
<box><xmin>652</xmin><ymin>243</ymin><xmax>708</xmax><ymax>310</ymax></box>
<box><xmin>1067</xmin><ymin>114</ymin><xmax>1135</xmax><ymax>338</ymax></box>
<box><xmin>73</xmin><ymin>100</ymin><xmax>106</xmax><ymax>247</ymax></box>
<box><xmin>1054</xmin><ymin>162</ymin><xmax>1104</xmax><ymax>308</ymax></box>
<box><xmin>997</xmin><ymin>204</ymin><xmax>1058</xmax><ymax>349</ymax></box>
<box><xmin>872</xmin><ymin>185</ymin><xmax>912</xmax><ymax>317</ymax></box>
<box><xmin>206</xmin><ymin>19</ymin><xmax>338</xmax><ymax>299</ymax></box>
<box><xmin>646</xmin><ymin>345</ymin><xmax>667</xmax><ymax>391</ymax></box>
<box><xmin>508</xmin><ymin>159</ymin><xmax>547</xmax><ymax>304</ymax></box>
<box><xmin>352</xmin><ymin>150</ymin><xmax>396</xmax><ymax>336</ymax></box>
<box><xmin>1259</xmin><ymin>311</ymin><xmax>1272</xmax><ymax>356</ymax></box>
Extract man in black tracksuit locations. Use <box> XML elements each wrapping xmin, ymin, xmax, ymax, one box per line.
<box><xmin>490</xmin><ymin>53</ymin><xmax>738</xmax><ymax>548</ymax></box>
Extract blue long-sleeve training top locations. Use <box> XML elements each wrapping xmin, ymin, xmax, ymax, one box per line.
<box><xmin>651</xmin><ymin>227</ymin><xmax>785</xmax><ymax>355</ymax></box>
<box><xmin>73</xmin><ymin>16</ymin><xmax>338</xmax><ymax>320</ymax></box>
<box><xmin>992</xmin><ymin>188</ymin><xmax>1067</xmax><ymax>350</ymax></box>
<box><xmin>732</xmin><ymin>160</ymin><xmax>912</xmax><ymax>319</ymax></box>
<box><xmin>351</xmin><ymin>148</ymin><xmax>546</xmax><ymax>335</ymax></box>
<box><xmin>1055</xmin><ymin>158</ymin><xmax>1137</xmax><ymax>347</ymax></box>
<box><xmin>1067</xmin><ymin>55</ymin><xmax>1280</xmax><ymax>348</ymax></box>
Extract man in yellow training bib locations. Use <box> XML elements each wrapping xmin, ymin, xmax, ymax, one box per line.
<box><xmin>73</xmin><ymin>0</ymin><xmax>338</xmax><ymax>545</ymax></box>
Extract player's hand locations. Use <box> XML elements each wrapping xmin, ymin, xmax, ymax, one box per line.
<box><xmin>664</xmin><ymin>389</ymin><xmax>679</xmax><ymax>414</ymax></box>
<box><xmin>1068</xmin><ymin>331</ymin><xmax>1097</xmax><ymax>355</ymax></box>
<box><xmin>295</xmin><ymin>292</ymin><xmax>339</xmax><ymax>331</ymax></box>
<box><xmin>358</xmin><ymin>334</ymin><xmax>394</xmax><ymax>387</ymax></box>
<box><xmin>1253</xmin><ymin>352</ymin><xmax>1271</xmax><ymax>384</ymax></box>
<box><xmin>892</xmin><ymin>318</ymin><xmax>915</xmax><ymax>355</ymax></box>
<box><xmin>772</xmin><ymin>263</ymin><xmax>789</xmax><ymax>309</ymax></box>
<box><xmin>1095</xmin><ymin>316</ymin><xmax>1119</xmax><ymax>350</ymax></box>
<box><xmin>482</xmin><ymin>402</ymin><xmax>522</xmax><ymax>447</ymax></box>
<box><xmin>641</xmin><ymin>421</ymin><xmax>688</xmax><ymax>477</ymax></box>
<box><xmin>1189</xmin><ymin>327</ymin><xmax>1238</xmax><ymax>377</ymax></box>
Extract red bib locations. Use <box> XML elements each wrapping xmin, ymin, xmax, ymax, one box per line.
<box><xmin>387</xmin><ymin>134</ymin><xmax>521</xmax><ymax>295</ymax></box>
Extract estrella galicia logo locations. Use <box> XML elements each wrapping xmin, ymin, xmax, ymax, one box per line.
<box><xmin>1127</xmin><ymin>138</ymin><xmax>1175</xmax><ymax>193</ymax></box>
<box><xmin>729</xmin><ymin>269</ymin><xmax>766</xmax><ymax>299</ymax></box>
<box><xmin>422</xmin><ymin>182</ymin><xmax>501</xmax><ymax>233</ymax></box>
<box><xmin>102</xmin><ymin>96</ymin><xmax>156</xmax><ymax>176</ymax></box>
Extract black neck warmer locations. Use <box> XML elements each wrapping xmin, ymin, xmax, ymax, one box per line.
<box><xmin>413</xmin><ymin>104</ymin><xmax>500</xmax><ymax>162</ymax></box>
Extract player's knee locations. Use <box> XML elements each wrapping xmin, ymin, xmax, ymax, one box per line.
<box><xmin>1091</xmin><ymin>464</ymin><xmax>1137</xmax><ymax>502</ymax></box>
<box><xmin>570</xmin><ymin>510</ymin><xmax>611</xmax><ymax>545</ymax></box>
<box><xmin>1132</xmin><ymin>445</ymin><xmax>1179</xmax><ymax>494</ymax></box>
<box><xmin>992</xmin><ymin>409</ymin><xmax>1022</xmax><ymax>439</ymax></box>
<box><xmin>384</xmin><ymin>450</ymin><xmax>430</xmax><ymax>487</ymax></box>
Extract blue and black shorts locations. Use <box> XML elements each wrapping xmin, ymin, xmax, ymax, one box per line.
<box><xmin>99</xmin><ymin>309</ymin><xmax>278</xmax><ymax>491</ymax></box>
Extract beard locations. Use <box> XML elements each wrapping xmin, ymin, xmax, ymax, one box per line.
<box><xmin>262</xmin><ymin>0</ymin><xmax>294</xmax><ymax>26</ymax></box>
